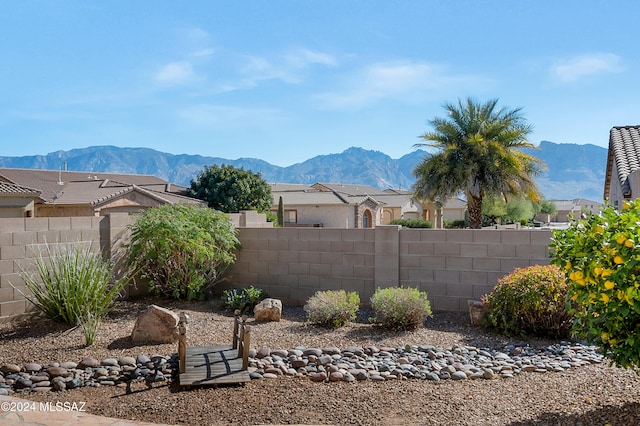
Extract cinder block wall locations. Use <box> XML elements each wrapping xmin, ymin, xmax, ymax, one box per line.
<box><xmin>0</xmin><ymin>216</ymin><xmax>108</xmax><ymax>321</ymax></box>
<box><xmin>1</xmin><ymin>217</ymin><xmax>554</xmax><ymax>320</ymax></box>
<box><xmin>219</xmin><ymin>227</ymin><xmax>377</xmax><ymax>306</ymax></box>
<box><xmin>398</xmin><ymin>229</ymin><xmax>551</xmax><ymax>311</ymax></box>
<box><xmin>222</xmin><ymin>226</ymin><xmax>553</xmax><ymax>311</ymax></box>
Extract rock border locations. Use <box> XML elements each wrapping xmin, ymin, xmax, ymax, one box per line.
<box><xmin>0</xmin><ymin>342</ymin><xmax>604</xmax><ymax>395</ymax></box>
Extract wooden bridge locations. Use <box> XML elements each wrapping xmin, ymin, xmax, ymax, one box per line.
<box><xmin>178</xmin><ymin>310</ymin><xmax>251</xmax><ymax>388</ymax></box>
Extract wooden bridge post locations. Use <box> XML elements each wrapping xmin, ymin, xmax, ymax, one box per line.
<box><xmin>178</xmin><ymin>312</ymin><xmax>190</xmax><ymax>374</ymax></box>
<box><xmin>232</xmin><ymin>309</ymin><xmax>240</xmax><ymax>349</ymax></box>
<box><xmin>237</xmin><ymin>315</ymin><xmax>247</xmax><ymax>358</ymax></box>
<box><xmin>242</xmin><ymin>326</ymin><xmax>251</xmax><ymax>370</ymax></box>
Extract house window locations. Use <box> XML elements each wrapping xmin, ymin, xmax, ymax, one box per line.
<box><xmin>362</xmin><ymin>209</ymin><xmax>372</xmax><ymax>228</ymax></box>
<box><xmin>284</xmin><ymin>210</ymin><xmax>297</xmax><ymax>223</ymax></box>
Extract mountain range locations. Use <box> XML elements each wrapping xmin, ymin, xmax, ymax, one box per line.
<box><xmin>0</xmin><ymin>141</ymin><xmax>608</xmax><ymax>201</ymax></box>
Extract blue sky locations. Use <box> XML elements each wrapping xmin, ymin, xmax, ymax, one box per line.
<box><xmin>1</xmin><ymin>1</ymin><xmax>639</xmax><ymax>166</ymax></box>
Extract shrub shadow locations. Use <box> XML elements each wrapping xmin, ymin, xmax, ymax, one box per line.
<box><xmin>0</xmin><ymin>317</ymin><xmax>76</xmax><ymax>340</ymax></box>
<box><xmin>342</xmin><ymin>324</ymin><xmax>415</xmax><ymax>343</ymax></box>
<box><xmin>507</xmin><ymin>401</ymin><xmax>640</xmax><ymax>426</ymax></box>
<box><xmin>108</xmin><ymin>296</ymin><xmax>224</xmax><ymax>321</ymax></box>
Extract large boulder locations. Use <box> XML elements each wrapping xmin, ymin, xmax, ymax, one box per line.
<box><xmin>131</xmin><ymin>305</ymin><xmax>180</xmax><ymax>343</ymax></box>
<box><xmin>253</xmin><ymin>298</ymin><xmax>282</xmax><ymax>322</ymax></box>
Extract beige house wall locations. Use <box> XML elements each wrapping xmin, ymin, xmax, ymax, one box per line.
<box><xmin>627</xmin><ymin>170</ymin><xmax>640</xmax><ymax>205</ymax></box>
<box><xmin>607</xmin><ymin>160</ymin><xmax>630</xmax><ymax>209</ymax></box>
<box><xmin>0</xmin><ymin>198</ymin><xmax>35</xmax><ymax>218</ymax></box>
<box><xmin>382</xmin><ymin>207</ymin><xmax>399</xmax><ymax>224</ymax></box>
<box><xmin>1</xmin><ymin>216</ymin><xmax>553</xmax><ymax>321</ymax></box>
<box><xmin>287</xmin><ymin>205</ymin><xmax>354</xmax><ymax>228</ymax></box>
<box><xmin>442</xmin><ymin>207</ymin><xmax>466</xmax><ymax>221</ymax></box>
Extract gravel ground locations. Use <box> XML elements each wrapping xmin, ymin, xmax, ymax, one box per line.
<box><xmin>2</xmin><ymin>297</ymin><xmax>640</xmax><ymax>426</ymax></box>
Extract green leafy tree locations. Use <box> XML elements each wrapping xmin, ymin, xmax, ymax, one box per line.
<box><xmin>506</xmin><ymin>198</ymin><xmax>535</xmax><ymax>224</ymax></box>
<box><xmin>190</xmin><ymin>164</ymin><xmax>273</xmax><ymax>213</ymax></box>
<box><xmin>413</xmin><ymin>98</ymin><xmax>544</xmax><ymax>229</ymax></box>
<box><xmin>538</xmin><ymin>199</ymin><xmax>558</xmax><ymax>216</ymax></box>
<box><xmin>482</xmin><ymin>194</ymin><xmax>507</xmax><ymax>225</ymax></box>
<box><xmin>550</xmin><ymin>199</ymin><xmax>640</xmax><ymax>368</ymax></box>
<box><xmin>127</xmin><ymin>204</ymin><xmax>240</xmax><ymax>300</ymax></box>
<box><xmin>483</xmin><ymin>195</ymin><xmax>537</xmax><ymax>225</ymax></box>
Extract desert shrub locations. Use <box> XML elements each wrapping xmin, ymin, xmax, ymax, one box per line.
<box><xmin>17</xmin><ymin>242</ymin><xmax>129</xmax><ymax>345</ymax></box>
<box><xmin>304</xmin><ymin>290</ymin><xmax>360</xmax><ymax>328</ymax></box>
<box><xmin>127</xmin><ymin>204</ymin><xmax>239</xmax><ymax>300</ymax></box>
<box><xmin>265</xmin><ymin>211</ymin><xmax>280</xmax><ymax>226</ymax></box>
<box><xmin>389</xmin><ymin>218</ymin><xmax>433</xmax><ymax>228</ymax></box>
<box><xmin>222</xmin><ymin>286</ymin><xmax>269</xmax><ymax>313</ymax></box>
<box><xmin>551</xmin><ymin>199</ymin><xmax>640</xmax><ymax>368</ymax></box>
<box><xmin>444</xmin><ymin>219</ymin><xmax>466</xmax><ymax>229</ymax></box>
<box><xmin>482</xmin><ymin>264</ymin><xmax>571</xmax><ymax>338</ymax></box>
<box><xmin>370</xmin><ymin>287</ymin><xmax>432</xmax><ymax>329</ymax></box>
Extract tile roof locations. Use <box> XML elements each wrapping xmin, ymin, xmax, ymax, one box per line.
<box><xmin>271</xmin><ymin>184</ymin><xmax>351</xmax><ymax>206</ymax></box>
<box><xmin>0</xmin><ymin>168</ymin><xmax>203</xmax><ymax>206</ymax></box>
<box><xmin>312</xmin><ymin>182</ymin><xmax>384</xmax><ymax>196</ymax></box>
<box><xmin>270</xmin><ymin>183</ymin><xmax>312</xmax><ymax>192</ymax></box>
<box><xmin>606</xmin><ymin>126</ymin><xmax>640</xmax><ymax>199</ymax></box>
<box><xmin>271</xmin><ymin>183</ymin><xmax>386</xmax><ymax>206</ymax></box>
<box><xmin>0</xmin><ymin>181</ymin><xmax>42</xmax><ymax>197</ymax></box>
<box><xmin>442</xmin><ymin>198</ymin><xmax>468</xmax><ymax>209</ymax></box>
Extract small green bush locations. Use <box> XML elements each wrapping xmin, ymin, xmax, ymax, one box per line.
<box><xmin>17</xmin><ymin>242</ymin><xmax>129</xmax><ymax>345</ymax></box>
<box><xmin>482</xmin><ymin>264</ymin><xmax>572</xmax><ymax>338</ymax></box>
<box><xmin>389</xmin><ymin>218</ymin><xmax>433</xmax><ymax>228</ymax></box>
<box><xmin>304</xmin><ymin>290</ymin><xmax>360</xmax><ymax>328</ymax></box>
<box><xmin>221</xmin><ymin>286</ymin><xmax>269</xmax><ymax>313</ymax></box>
<box><xmin>126</xmin><ymin>204</ymin><xmax>240</xmax><ymax>300</ymax></box>
<box><xmin>370</xmin><ymin>287</ymin><xmax>432</xmax><ymax>329</ymax></box>
<box><xmin>444</xmin><ymin>219</ymin><xmax>466</xmax><ymax>229</ymax></box>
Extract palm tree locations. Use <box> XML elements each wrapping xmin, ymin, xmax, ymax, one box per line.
<box><xmin>413</xmin><ymin>98</ymin><xmax>544</xmax><ymax>229</ymax></box>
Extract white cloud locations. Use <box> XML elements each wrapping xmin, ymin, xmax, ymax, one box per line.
<box><xmin>284</xmin><ymin>48</ymin><xmax>338</xmax><ymax>68</ymax></box>
<box><xmin>551</xmin><ymin>53</ymin><xmax>624</xmax><ymax>83</ymax></box>
<box><xmin>189</xmin><ymin>48</ymin><xmax>215</xmax><ymax>58</ymax></box>
<box><xmin>155</xmin><ymin>61</ymin><xmax>195</xmax><ymax>84</ymax></box>
<box><xmin>184</xmin><ymin>27</ymin><xmax>210</xmax><ymax>43</ymax></box>
<box><xmin>237</xmin><ymin>48</ymin><xmax>338</xmax><ymax>87</ymax></box>
<box><xmin>314</xmin><ymin>61</ymin><xmax>489</xmax><ymax>110</ymax></box>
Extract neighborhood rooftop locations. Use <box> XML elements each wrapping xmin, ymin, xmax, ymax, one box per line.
<box><xmin>0</xmin><ymin>168</ymin><xmax>197</xmax><ymax>206</ymax></box>
<box><xmin>605</xmin><ymin>125</ymin><xmax>640</xmax><ymax>200</ymax></box>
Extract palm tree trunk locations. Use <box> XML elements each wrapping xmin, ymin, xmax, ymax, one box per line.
<box><xmin>467</xmin><ymin>194</ymin><xmax>483</xmax><ymax>229</ymax></box>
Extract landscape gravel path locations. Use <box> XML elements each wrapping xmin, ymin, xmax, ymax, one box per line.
<box><xmin>1</xmin><ymin>298</ymin><xmax>639</xmax><ymax>425</ymax></box>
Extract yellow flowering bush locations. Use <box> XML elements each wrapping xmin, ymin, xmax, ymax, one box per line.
<box><xmin>551</xmin><ymin>200</ymin><xmax>640</xmax><ymax>368</ymax></box>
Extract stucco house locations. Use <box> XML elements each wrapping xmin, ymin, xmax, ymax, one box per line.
<box><xmin>311</xmin><ymin>183</ymin><xmax>426</xmax><ymax>226</ymax></box>
<box><xmin>0</xmin><ymin>181</ymin><xmax>42</xmax><ymax>218</ymax></box>
<box><xmin>441</xmin><ymin>198</ymin><xmax>467</xmax><ymax>223</ymax></box>
<box><xmin>270</xmin><ymin>182</ymin><xmax>467</xmax><ymax>228</ymax></box>
<box><xmin>0</xmin><ymin>168</ymin><xmax>205</xmax><ymax>217</ymax></box>
<box><xmin>604</xmin><ymin>125</ymin><xmax>640</xmax><ymax>208</ymax></box>
<box><xmin>270</xmin><ymin>183</ymin><xmax>383</xmax><ymax>228</ymax></box>
<box><xmin>548</xmin><ymin>199</ymin><xmax>582</xmax><ymax>222</ymax></box>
